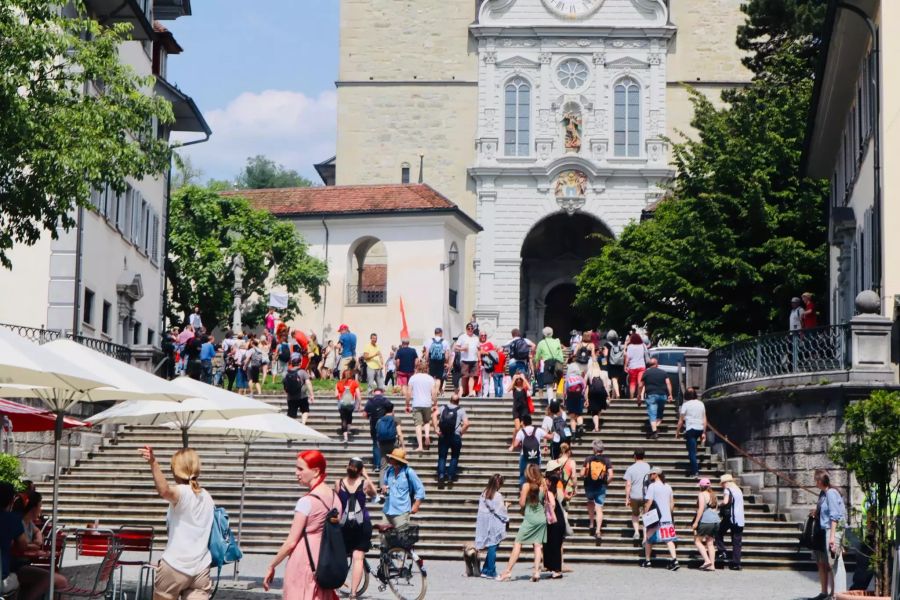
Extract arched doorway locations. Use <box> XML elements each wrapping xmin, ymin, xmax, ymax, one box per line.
<box><xmin>520</xmin><ymin>212</ymin><xmax>611</xmax><ymax>339</ymax></box>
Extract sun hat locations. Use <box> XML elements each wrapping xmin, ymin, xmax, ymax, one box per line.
<box><xmin>698</xmin><ymin>478</ymin><xmax>711</xmax><ymax>487</ymax></box>
<box><xmin>545</xmin><ymin>459</ymin><xmax>563</xmax><ymax>473</ymax></box>
<box><xmin>720</xmin><ymin>474</ymin><xmax>734</xmax><ymax>484</ymax></box>
<box><xmin>649</xmin><ymin>466</ymin><xmax>664</xmax><ymax>475</ymax></box>
<box><xmin>791</xmin><ymin>297</ymin><xmax>801</xmax><ymax>303</ymax></box>
<box><xmin>386</xmin><ymin>448</ymin><xmax>409</xmax><ymax>464</ymax></box>
<box><xmin>338</xmin><ymin>324</ymin><xmax>349</xmax><ymax>332</ymax></box>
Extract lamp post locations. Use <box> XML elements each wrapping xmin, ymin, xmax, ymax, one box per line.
<box><xmin>440</xmin><ymin>246</ymin><xmax>459</xmax><ymax>271</ymax></box>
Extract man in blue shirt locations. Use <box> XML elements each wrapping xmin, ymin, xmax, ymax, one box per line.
<box><xmin>337</xmin><ymin>323</ymin><xmax>358</xmax><ymax>375</ymax></box>
<box><xmin>199</xmin><ymin>335</ymin><xmax>216</xmax><ymax>384</ymax></box>
<box><xmin>380</xmin><ymin>448</ymin><xmax>425</xmax><ymax>528</ymax></box>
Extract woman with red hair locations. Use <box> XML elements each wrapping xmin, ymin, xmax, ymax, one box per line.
<box><xmin>263</xmin><ymin>450</ymin><xmax>342</xmax><ymax>600</ymax></box>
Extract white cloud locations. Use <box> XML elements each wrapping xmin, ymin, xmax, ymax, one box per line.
<box><xmin>174</xmin><ymin>89</ymin><xmax>336</xmax><ymax>183</ymax></box>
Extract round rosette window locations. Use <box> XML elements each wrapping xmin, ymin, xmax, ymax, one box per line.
<box><xmin>556</xmin><ymin>58</ymin><xmax>589</xmax><ymax>91</ymax></box>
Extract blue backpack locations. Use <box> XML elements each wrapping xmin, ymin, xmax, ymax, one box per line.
<box><xmin>376</xmin><ymin>414</ymin><xmax>398</xmax><ymax>443</ymax></box>
<box><xmin>209</xmin><ymin>506</ymin><xmax>243</xmax><ymax>569</ymax></box>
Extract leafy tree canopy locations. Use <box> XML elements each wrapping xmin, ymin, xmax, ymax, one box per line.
<box><xmin>0</xmin><ymin>0</ymin><xmax>174</xmax><ymax>268</ymax></box>
<box><xmin>166</xmin><ymin>186</ymin><xmax>328</xmax><ymax>330</ymax></box>
<box><xmin>736</xmin><ymin>0</ymin><xmax>827</xmax><ymax>74</ymax></box>
<box><xmin>236</xmin><ymin>155</ymin><xmax>315</xmax><ymax>189</ymax></box>
<box><xmin>575</xmin><ymin>44</ymin><xmax>828</xmax><ymax>348</ymax></box>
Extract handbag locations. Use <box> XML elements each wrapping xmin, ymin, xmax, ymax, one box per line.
<box><xmin>561</xmin><ymin>505</ymin><xmax>574</xmax><ymax>537</ymax></box>
<box><xmin>642</xmin><ymin>507</ymin><xmax>661</xmax><ymax>528</ymax></box>
<box><xmin>799</xmin><ymin>515</ymin><xmax>817</xmax><ymax>550</ymax></box>
<box><xmin>526</xmin><ymin>395</ymin><xmax>535</xmax><ymax>414</ymax></box>
<box><xmin>544</xmin><ymin>492</ymin><xmax>557</xmax><ymax>525</ymax></box>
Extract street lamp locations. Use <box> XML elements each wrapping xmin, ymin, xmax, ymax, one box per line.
<box><xmin>440</xmin><ymin>246</ymin><xmax>459</xmax><ymax>271</ymax></box>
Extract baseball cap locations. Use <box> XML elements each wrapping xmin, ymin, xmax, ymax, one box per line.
<box><xmin>698</xmin><ymin>478</ymin><xmax>711</xmax><ymax>487</ymax></box>
<box><xmin>338</xmin><ymin>324</ymin><xmax>349</xmax><ymax>331</ymax></box>
<box><xmin>649</xmin><ymin>466</ymin><xmax>664</xmax><ymax>475</ymax></box>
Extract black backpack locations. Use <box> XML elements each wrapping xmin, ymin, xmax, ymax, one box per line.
<box><xmin>552</xmin><ymin>415</ymin><xmax>570</xmax><ymax>442</ymax></box>
<box><xmin>510</xmin><ymin>338</ymin><xmax>530</xmax><ymax>360</ymax></box>
<box><xmin>283</xmin><ymin>369</ymin><xmax>304</xmax><ymax>397</ymax></box>
<box><xmin>278</xmin><ymin>342</ymin><xmax>291</xmax><ymax>363</ymax></box>
<box><xmin>589</xmin><ymin>377</ymin><xmax>609</xmax><ymax>409</ymax></box>
<box><xmin>303</xmin><ymin>493</ymin><xmax>349</xmax><ymax>590</ymax></box>
<box><xmin>439</xmin><ymin>406</ymin><xmax>460</xmax><ymax>438</ymax></box>
<box><xmin>576</xmin><ymin>346</ymin><xmax>591</xmax><ymax>364</ymax></box>
<box><xmin>522</xmin><ymin>427</ymin><xmax>541</xmax><ymax>464</ymax></box>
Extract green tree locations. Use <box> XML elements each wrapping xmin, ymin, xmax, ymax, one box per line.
<box><xmin>0</xmin><ymin>0</ymin><xmax>173</xmax><ymax>268</ymax></box>
<box><xmin>829</xmin><ymin>391</ymin><xmax>900</xmax><ymax>597</ymax></box>
<box><xmin>736</xmin><ymin>0</ymin><xmax>827</xmax><ymax>74</ymax></box>
<box><xmin>575</xmin><ymin>45</ymin><xmax>828</xmax><ymax>347</ymax></box>
<box><xmin>166</xmin><ymin>186</ymin><xmax>328</xmax><ymax>330</ymax></box>
<box><xmin>235</xmin><ymin>155</ymin><xmax>314</xmax><ymax>189</ymax></box>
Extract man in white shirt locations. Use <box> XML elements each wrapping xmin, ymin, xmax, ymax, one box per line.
<box><xmin>511</xmin><ymin>413</ymin><xmax>546</xmax><ymax>486</ymax></box>
<box><xmin>789</xmin><ymin>297</ymin><xmax>803</xmax><ymax>331</ymax></box>
<box><xmin>406</xmin><ymin>362</ymin><xmax>436</xmax><ymax>452</ymax></box>
<box><xmin>675</xmin><ymin>387</ymin><xmax>707</xmax><ymax>478</ymax></box>
<box><xmin>189</xmin><ymin>306</ymin><xmax>203</xmax><ymax>332</ymax></box>
<box><xmin>454</xmin><ymin>323</ymin><xmax>480</xmax><ymax>397</ymax></box>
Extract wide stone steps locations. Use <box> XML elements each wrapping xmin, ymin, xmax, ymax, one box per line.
<box><xmin>53</xmin><ymin>394</ymin><xmax>815</xmax><ymax>570</ymax></box>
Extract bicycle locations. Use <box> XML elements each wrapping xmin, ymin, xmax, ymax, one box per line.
<box><xmin>339</xmin><ymin>523</ymin><xmax>427</xmax><ymax>600</ymax></box>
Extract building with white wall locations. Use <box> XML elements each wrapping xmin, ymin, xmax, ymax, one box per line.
<box><xmin>236</xmin><ymin>184</ymin><xmax>481</xmax><ymax>346</ymax></box>
<box><xmin>0</xmin><ymin>0</ymin><xmax>209</xmax><ymax>361</ymax></box>
<box><xmin>804</xmin><ymin>0</ymin><xmax>899</xmax><ymax>343</ymax></box>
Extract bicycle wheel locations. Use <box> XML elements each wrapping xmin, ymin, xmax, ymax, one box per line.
<box><xmin>384</xmin><ymin>547</ymin><xmax>427</xmax><ymax>600</ymax></box>
<box><xmin>338</xmin><ymin>558</ymin><xmax>369</xmax><ymax>598</ymax></box>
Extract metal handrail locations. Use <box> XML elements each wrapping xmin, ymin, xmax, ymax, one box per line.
<box><xmin>0</xmin><ymin>322</ymin><xmax>132</xmax><ymax>363</ymax></box>
<box><xmin>346</xmin><ymin>284</ymin><xmax>387</xmax><ymax>305</ymax></box>
<box><xmin>707</xmin><ymin>324</ymin><xmax>850</xmax><ymax>388</ymax></box>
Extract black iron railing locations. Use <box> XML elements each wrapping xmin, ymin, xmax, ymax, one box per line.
<box><xmin>346</xmin><ymin>285</ymin><xmax>386</xmax><ymax>305</ymax></box>
<box><xmin>0</xmin><ymin>322</ymin><xmax>132</xmax><ymax>363</ymax></box>
<box><xmin>707</xmin><ymin>324</ymin><xmax>850</xmax><ymax>389</ymax></box>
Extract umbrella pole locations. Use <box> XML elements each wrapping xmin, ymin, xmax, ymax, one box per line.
<box><xmin>233</xmin><ymin>442</ymin><xmax>250</xmax><ymax>582</ymax></box>
<box><xmin>181</xmin><ymin>427</ymin><xmax>189</xmax><ymax>449</ymax></box>
<box><xmin>49</xmin><ymin>411</ymin><xmax>64</xmax><ymax>600</ymax></box>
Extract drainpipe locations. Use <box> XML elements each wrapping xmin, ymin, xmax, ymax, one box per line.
<box><xmin>837</xmin><ymin>2</ymin><xmax>882</xmax><ymax>301</ymax></box>
<box><xmin>72</xmin><ymin>206</ymin><xmax>84</xmax><ymax>336</ymax></box>
<box><xmin>321</xmin><ymin>218</ymin><xmax>329</xmax><ymax>339</ymax></box>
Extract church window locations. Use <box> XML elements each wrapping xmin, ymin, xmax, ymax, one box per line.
<box><xmin>401</xmin><ymin>162</ymin><xmax>410</xmax><ymax>184</ymax></box>
<box><xmin>504</xmin><ymin>78</ymin><xmax>530</xmax><ymax>156</ymax></box>
<box><xmin>556</xmin><ymin>58</ymin><xmax>589</xmax><ymax>90</ymax></box>
<box><xmin>614</xmin><ymin>78</ymin><xmax>641</xmax><ymax>157</ymax></box>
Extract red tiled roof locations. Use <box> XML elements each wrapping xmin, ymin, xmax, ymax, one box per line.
<box><xmin>223</xmin><ymin>184</ymin><xmax>459</xmax><ymax>217</ymax></box>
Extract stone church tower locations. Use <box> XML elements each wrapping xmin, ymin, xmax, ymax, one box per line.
<box><xmin>335</xmin><ymin>0</ymin><xmax>749</xmax><ymax>339</ymax></box>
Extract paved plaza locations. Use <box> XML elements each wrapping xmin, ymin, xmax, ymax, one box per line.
<box><xmin>108</xmin><ymin>554</ymin><xmax>821</xmax><ymax>600</ymax></box>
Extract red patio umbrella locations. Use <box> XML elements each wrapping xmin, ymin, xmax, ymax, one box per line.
<box><xmin>0</xmin><ymin>398</ymin><xmax>89</xmax><ymax>432</ymax></box>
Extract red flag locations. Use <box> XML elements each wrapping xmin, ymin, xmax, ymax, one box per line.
<box><xmin>399</xmin><ymin>296</ymin><xmax>410</xmax><ymax>339</ymax></box>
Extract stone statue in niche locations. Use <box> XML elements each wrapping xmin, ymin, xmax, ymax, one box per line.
<box><xmin>562</xmin><ymin>112</ymin><xmax>582</xmax><ymax>153</ymax></box>
<box><xmin>554</xmin><ymin>170</ymin><xmax>588</xmax><ymax>198</ymax></box>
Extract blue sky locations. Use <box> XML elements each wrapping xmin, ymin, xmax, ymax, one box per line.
<box><xmin>165</xmin><ymin>0</ymin><xmax>339</xmax><ymax>183</ymax></box>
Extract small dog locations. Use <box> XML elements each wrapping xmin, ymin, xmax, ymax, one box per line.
<box><xmin>463</xmin><ymin>542</ymin><xmax>481</xmax><ymax>577</ymax></box>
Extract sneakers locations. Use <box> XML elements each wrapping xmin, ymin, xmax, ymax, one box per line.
<box><xmin>667</xmin><ymin>559</ymin><xmax>680</xmax><ymax>571</ymax></box>
<box><xmin>632</xmin><ymin>531</ymin><xmax>641</xmax><ymax>541</ymax></box>
<box><xmin>728</xmin><ymin>565</ymin><xmax>742</xmax><ymax>571</ymax></box>
<box><xmin>640</xmin><ymin>559</ymin><xmax>652</xmax><ymax>568</ymax></box>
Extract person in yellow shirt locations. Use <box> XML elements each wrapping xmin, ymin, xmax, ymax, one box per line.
<box><xmin>363</xmin><ymin>333</ymin><xmax>385</xmax><ymax>390</ymax></box>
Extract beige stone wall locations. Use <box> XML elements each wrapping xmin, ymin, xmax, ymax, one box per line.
<box><xmin>339</xmin><ymin>0</ymin><xmax>477</xmax><ymax>81</ymax></box>
<box><xmin>667</xmin><ymin>0</ymin><xmax>750</xmax><ymax>85</ymax></box>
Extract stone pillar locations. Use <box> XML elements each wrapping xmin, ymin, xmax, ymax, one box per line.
<box><xmin>848</xmin><ymin>290</ymin><xmax>896</xmax><ymax>383</ymax></box>
<box><xmin>130</xmin><ymin>344</ymin><xmax>163</xmax><ymax>374</ymax></box>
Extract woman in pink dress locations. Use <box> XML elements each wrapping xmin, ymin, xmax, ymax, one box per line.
<box><xmin>263</xmin><ymin>450</ymin><xmax>342</xmax><ymax>600</ymax></box>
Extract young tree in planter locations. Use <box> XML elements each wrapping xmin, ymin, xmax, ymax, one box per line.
<box><xmin>829</xmin><ymin>390</ymin><xmax>900</xmax><ymax>597</ymax></box>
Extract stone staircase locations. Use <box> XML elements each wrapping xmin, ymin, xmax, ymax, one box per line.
<box><xmin>52</xmin><ymin>394</ymin><xmax>814</xmax><ymax>569</ymax></box>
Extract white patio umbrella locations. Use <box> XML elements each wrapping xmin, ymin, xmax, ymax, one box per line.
<box><xmin>0</xmin><ymin>329</ymin><xmax>125</xmax><ymax>599</ymax></box>
<box><xmin>188</xmin><ymin>412</ymin><xmax>328</xmax><ymax>580</ymax></box>
<box><xmin>89</xmin><ymin>382</ymin><xmax>276</xmax><ymax>447</ymax></box>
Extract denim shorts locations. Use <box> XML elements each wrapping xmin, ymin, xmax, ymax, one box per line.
<box><xmin>645</xmin><ymin>394</ymin><xmax>667</xmax><ymax>422</ymax></box>
<box><xmin>585</xmin><ymin>484</ymin><xmax>608</xmax><ymax>505</ymax></box>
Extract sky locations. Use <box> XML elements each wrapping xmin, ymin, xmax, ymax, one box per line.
<box><xmin>164</xmin><ymin>0</ymin><xmax>339</xmax><ymax>184</ymax></box>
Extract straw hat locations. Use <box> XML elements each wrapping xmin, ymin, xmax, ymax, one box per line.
<box><xmin>386</xmin><ymin>448</ymin><xmax>409</xmax><ymax>465</ymax></box>
<box><xmin>545</xmin><ymin>459</ymin><xmax>563</xmax><ymax>473</ymax></box>
<box><xmin>720</xmin><ymin>474</ymin><xmax>734</xmax><ymax>484</ymax></box>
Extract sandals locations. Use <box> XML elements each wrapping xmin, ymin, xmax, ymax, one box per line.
<box><xmin>699</xmin><ymin>563</ymin><xmax>714</xmax><ymax>571</ymax></box>
<box><xmin>531</xmin><ymin>572</ymin><xmax>541</xmax><ymax>582</ymax></box>
<box><xmin>496</xmin><ymin>571</ymin><xmax>512</xmax><ymax>582</ymax></box>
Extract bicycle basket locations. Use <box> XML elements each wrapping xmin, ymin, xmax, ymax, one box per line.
<box><xmin>382</xmin><ymin>525</ymin><xmax>419</xmax><ymax>550</ymax></box>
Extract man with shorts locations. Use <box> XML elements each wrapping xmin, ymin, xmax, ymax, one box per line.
<box><xmin>424</xmin><ymin>327</ymin><xmax>450</xmax><ymax>396</ymax></box>
<box><xmin>454</xmin><ymin>323</ymin><xmax>480</xmax><ymax>397</ymax></box>
<box><xmin>336</xmin><ymin>323</ymin><xmax>357</xmax><ymax>374</ymax></box>
<box><xmin>582</xmin><ymin>439</ymin><xmax>613</xmax><ymax>541</ymax></box>
<box><xmin>641</xmin><ymin>357</ymin><xmax>672</xmax><ymax>440</ymax></box>
<box><xmin>405</xmin><ymin>361</ymin><xmax>436</xmax><ymax>452</ymax></box>
<box><xmin>394</xmin><ymin>338</ymin><xmax>418</xmax><ymax>395</ymax></box>
<box><xmin>506</xmin><ymin>328</ymin><xmax>535</xmax><ymax>377</ymax></box>
<box><xmin>282</xmin><ymin>357</ymin><xmax>314</xmax><ymax>424</ymax></box>
<box><xmin>623</xmin><ymin>448</ymin><xmax>652</xmax><ymax>540</ymax></box>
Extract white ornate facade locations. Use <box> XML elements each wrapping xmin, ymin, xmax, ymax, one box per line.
<box><xmin>470</xmin><ymin>0</ymin><xmax>674</xmax><ymax>339</ymax></box>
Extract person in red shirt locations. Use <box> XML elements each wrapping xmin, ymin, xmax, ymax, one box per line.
<box><xmin>335</xmin><ymin>369</ymin><xmax>361</xmax><ymax>443</ymax></box>
<box><xmin>478</xmin><ymin>333</ymin><xmax>498</xmax><ymax>398</ymax></box>
<box><xmin>801</xmin><ymin>292</ymin><xmax>818</xmax><ymax>329</ymax></box>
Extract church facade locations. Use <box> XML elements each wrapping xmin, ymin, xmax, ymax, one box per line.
<box><xmin>334</xmin><ymin>0</ymin><xmax>749</xmax><ymax>340</ymax></box>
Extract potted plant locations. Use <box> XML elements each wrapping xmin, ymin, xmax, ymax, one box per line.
<box><xmin>829</xmin><ymin>390</ymin><xmax>900</xmax><ymax>599</ymax></box>
<box><xmin>0</xmin><ymin>453</ymin><xmax>23</xmax><ymax>490</ymax></box>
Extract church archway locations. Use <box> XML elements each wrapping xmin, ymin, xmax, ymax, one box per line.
<box><xmin>520</xmin><ymin>212</ymin><xmax>611</xmax><ymax>339</ymax></box>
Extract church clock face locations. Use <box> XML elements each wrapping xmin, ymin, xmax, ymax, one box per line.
<box><xmin>541</xmin><ymin>0</ymin><xmax>603</xmax><ymax>19</ymax></box>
